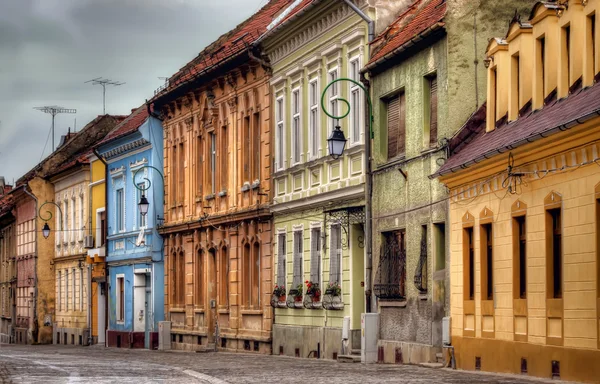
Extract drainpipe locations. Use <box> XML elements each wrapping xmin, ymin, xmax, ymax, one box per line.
<box><xmin>342</xmin><ymin>0</ymin><xmax>375</xmax><ymax>313</ymax></box>
<box><xmin>92</xmin><ymin>148</ymin><xmax>109</xmax><ymax>346</ymax></box>
<box><xmin>21</xmin><ymin>185</ymin><xmax>38</xmax><ymax>343</ymax></box>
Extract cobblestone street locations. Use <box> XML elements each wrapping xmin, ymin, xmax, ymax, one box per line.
<box><xmin>0</xmin><ymin>344</ymin><xmax>575</xmax><ymax>384</ymax></box>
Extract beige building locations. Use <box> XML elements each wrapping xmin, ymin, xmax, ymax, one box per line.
<box><xmin>435</xmin><ymin>1</ymin><xmax>600</xmax><ymax>382</ymax></box>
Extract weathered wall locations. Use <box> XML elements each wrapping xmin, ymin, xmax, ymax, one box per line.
<box><xmin>445</xmin><ymin>0</ymin><xmax>538</xmax><ymax>133</ymax></box>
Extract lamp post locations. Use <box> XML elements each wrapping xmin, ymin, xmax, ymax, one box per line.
<box><xmin>133</xmin><ymin>165</ymin><xmax>165</xmax><ymax>219</ymax></box>
<box><xmin>38</xmin><ymin>201</ymin><xmax>63</xmax><ymax>239</ymax></box>
<box><xmin>321</xmin><ymin>77</ymin><xmax>374</xmax><ymax>312</ymax></box>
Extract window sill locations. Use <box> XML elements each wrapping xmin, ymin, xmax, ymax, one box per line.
<box><xmin>218</xmin><ymin>190</ymin><xmax>227</xmax><ymax>198</ymax></box>
<box><xmin>204</xmin><ymin>194</ymin><xmax>215</xmax><ymax>201</ymax></box>
<box><xmin>251</xmin><ymin>180</ymin><xmax>260</xmax><ymax>190</ymax></box>
<box><xmin>418</xmin><ymin>293</ymin><xmax>428</xmax><ymax>301</ymax></box>
<box><xmin>195</xmin><ymin>197</ymin><xmax>202</xmax><ymax>203</ymax></box>
<box><xmin>218</xmin><ymin>308</ymin><xmax>230</xmax><ymax>315</ymax></box>
<box><xmin>170</xmin><ymin>308</ymin><xmax>185</xmax><ymax>313</ymax></box>
<box><xmin>116</xmin><ymin>321</ymin><xmax>125</xmax><ymax>325</ymax></box>
<box><xmin>194</xmin><ymin>308</ymin><xmax>205</xmax><ymax>314</ymax></box>
<box><xmin>241</xmin><ymin>183</ymin><xmax>251</xmax><ymax>192</ymax></box>
<box><xmin>240</xmin><ymin>308</ymin><xmax>263</xmax><ymax>315</ymax></box>
<box><xmin>379</xmin><ymin>300</ymin><xmax>407</xmax><ymax>308</ymax></box>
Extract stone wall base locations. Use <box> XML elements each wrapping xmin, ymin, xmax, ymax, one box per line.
<box><xmin>170</xmin><ymin>331</ymin><xmax>271</xmax><ymax>354</ymax></box>
<box><xmin>106</xmin><ymin>330</ymin><xmax>157</xmax><ymax>349</ymax></box>
<box><xmin>273</xmin><ymin>324</ymin><xmax>350</xmax><ymax>360</ymax></box>
<box><xmin>377</xmin><ymin>339</ymin><xmax>442</xmax><ymax>364</ymax></box>
<box><xmin>53</xmin><ymin>325</ymin><xmax>90</xmax><ymax>346</ymax></box>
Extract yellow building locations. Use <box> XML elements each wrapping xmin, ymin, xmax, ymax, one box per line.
<box><xmin>435</xmin><ymin>1</ymin><xmax>600</xmax><ymax>382</ymax></box>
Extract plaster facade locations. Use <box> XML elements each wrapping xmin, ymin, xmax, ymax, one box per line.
<box><xmin>0</xmin><ymin>196</ymin><xmax>16</xmax><ymax>343</ymax></box>
<box><xmin>439</xmin><ymin>1</ymin><xmax>600</xmax><ymax>382</ymax></box>
<box><xmin>156</xmin><ymin>58</ymin><xmax>274</xmax><ymax>354</ymax></box>
<box><xmin>262</xmin><ymin>0</ymin><xmax>369</xmax><ymax>359</ymax></box>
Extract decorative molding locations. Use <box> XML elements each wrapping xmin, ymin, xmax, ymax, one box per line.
<box><xmin>269</xmin><ymin>4</ymin><xmax>353</xmax><ymax>64</ymax></box>
<box><xmin>129</xmin><ymin>158</ymin><xmax>148</xmax><ymax>170</ymax></box>
<box><xmin>103</xmin><ymin>139</ymin><xmax>150</xmax><ymax>160</ymax></box>
<box><xmin>109</xmin><ymin>166</ymin><xmax>125</xmax><ymax>177</ymax></box>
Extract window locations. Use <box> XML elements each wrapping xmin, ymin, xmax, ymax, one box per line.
<box><xmin>547</xmin><ymin>208</ymin><xmax>562</xmax><ymax>298</ymax></box>
<box><xmin>137</xmin><ymin>183</ymin><xmax>146</xmax><ymax>228</ymax></box>
<box><xmin>374</xmin><ymin>230</ymin><xmax>406</xmax><ymax>300</ymax></box>
<box><xmin>243</xmin><ymin>243</ymin><xmax>260</xmax><ymax>308</ymax></box>
<box><xmin>72</xmin><ymin>268</ymin><xmax>76</xmax><ymax>311</ymax></box>
<box><xmin>488</xmin><ymin>67</ymin><xmax>498</xmax><ymax>131</ymax></box>
<box><xmin>386</xmin><ymin>92</ymin><xmax>406</xmax><ymax>159</ymax></box>
<box><xmin>79</xmin><ymin>268</ymin><xmax>83</xmax><ymax>311</ymax></box>
<box><xmin>171</xmin><ymin>144</ymin><xmax>178</xmax><ymax>205</ymax></box>
<box><xmin>309</xmin><ymin>80</ymin><xmax>320</xmax><ymax>158</ymax></box>
<box><xmin>562</xmin><ymin>25</ymin><xmax>571</xmax><ymax>92</ymax></box>
<box><xmin>536</xmin><ymin>36</ymin><xmax>546</xmax><ymax>108</ymax></box>
<box><xmin>100</xmin><ymin>211</ymin><xmax>106</xmax><ymax>247</ymax></box>
<box><xmin>243</xmin><ymin>116</ymin><xmax>251</xmax><ymax>182</ymax></box>
<box><xmin>64</xmin><ymin>200</ymin><xmax>69</xmax><ymax>242</ymax></box>
<box><xmin>57</xmin><ymin>271</ymin><xmax>61</xmax><ymax>311</ymax></box>
<box><xmin>79</xmin><ymin>195</ymin><xmax>84</xmax><ymax>241</ymax></box>
<box><xmin>116</xmin><ymin>276</ymin><xmax>124</xmax><ymax>322</ymax></box>
<box><xmin>587</xmin><ymin>13</ymin><xmax>596</xmax><ymax>83</ymax></box>
<box><xmin>349</xmin><ymin>59</ymin><xmax>362</xmax><ymax>144</ymax></box>
<box><xmin>220</xmin><ymin>247</ymin><xmax>229</xmax><ymax>307</ymax></box>
<box><xmin>514</xmin><ymin>215</ymin><xmax>527</xmax><ymax>299</ymax></box>
<box><xmin>425</xmin><ymin>75</ymin><xmax>438</xmax><ymax>147</ymax></box>
<box><xmin>310</xmin><ymin>227</ymin><xmax>322</xmax><ymax>285</ymax></box>
<box><xmin>328</xmin><ymin>69</ymin><xmax>339</xmax><ymax>131</ymax></box>
<box><xmin>178</xmin><ymin>142</ymin><xmax>184</xmax><ymax>202</ymax></box>
<box><xmin>434</xmin><ymin>223</ymin><xmax>445</xmax><ymax>271</ymax></box>
<box><xmin>276</xmin><ymin>233</ymin><xmax>286</xmax><ymax>287</ymax></box>
<box><xmin>252</xmin><ymin>112</ymin><xmax>260</xmax><ymax>181</ymax></box>
<box><xmin>176</xmin><ymin>251</ymin><xmax>185</xmax><ymax>305</ymax></box>
<box><xmin>196</xmin><ymin>135</ymin><xmax>203</xmax><ymax>195</ymax></box>
<box><xmin>415</xmin><ymin>225</ymin><xmax>428</xmax><ymax>294</ymax></box>
<box><xmin>329</xmin><ymin>224</ymin><xmax>342</xmax><ymax>285</ymax></box>
<box><xmin>292</xmin><ymin>88</ymin><xmax>301</xmax><ymax>164</ymax></box>
<box><xmin>511</xmin><ymin>54</ymin><xmax>520</xmax><ymax>119</ymax></box>
<box><xmin>116</xmin><ymin>188</ymin><xmax>124</xmax><ymax>232</ymax></box>
<box><xmin>481</xmin><ymin>224</ymin><xmax>493</xmax><ymax>300</ymax></box>
<box><xmin>71</xmin><ymin>197</ymin><xmax>75</xmax><ymax>242</ymax></box>
<box><xmin>195</xmin><ymin>250</ymin><xmax>203</xmax><ymax>307</ymax></box>
<box><xmin>66</xmin><ymin>269</ymin><xmax>69</xmax><ymax>311</ymax></box>
<box><xmin>221</xmin><ymin>126</ymin><xmax>228</xmax><ymax>190</ymax></box>
<box><xmin>464</xmin><ymin>226</ymin><xmax>475</xmax><ymax>301</ymax></box>
<box><xmin>292</xmin><ymin>230</ymin><xmax>303</xmax><ymax>289</ymax></box>
<box><xmin>275</xmin><ymin>97</ymin><xmax>285</xmax><ymax>170</ymax></box>
<box><xmin>210</xmin><ymin>132</ymin><xmax>216</xmax><ymax>195</ymax></box>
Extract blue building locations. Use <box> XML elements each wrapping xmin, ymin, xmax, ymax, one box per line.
<box><xmin>96</xmin><ymin>106</ymin><xmax>164</xmax><ymax>349</ymax></box>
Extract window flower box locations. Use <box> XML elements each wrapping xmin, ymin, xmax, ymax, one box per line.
<box><xmin>270</xmin><ymin>285</ymin><xmax>287</xmax><ymax>308</ymax></box>
<box><xmin>323</xmin><ymin>282</ymin><xmax>343</xmax><ymax>310</ymax></box>
<box><xmin>286</xmin><ymin>286</ymin><xmax>303</xmax><ymax>309</ymax></box>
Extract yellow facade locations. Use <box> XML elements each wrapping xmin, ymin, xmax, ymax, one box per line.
<box><xmin>440</xmin><ymin>1</ymin><xmax>600</xmax><ymax>382</ymax></box>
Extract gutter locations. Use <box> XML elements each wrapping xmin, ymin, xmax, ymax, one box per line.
<box><xmin>361</xmin><ymin>22</ymin><xmax>445</xmax><ymax>74</ymax></box>
<box><xmin>430</xmin><ymin>108</ymin><xmax>600</xmax><ymax>179</ymax></box>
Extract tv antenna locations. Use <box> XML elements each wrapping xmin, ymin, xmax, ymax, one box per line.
<box><xmin>34</xmin><ymin>106</ymin><xmax>77</xmax><ymax>152</ymax></box>
<box><xmin>85</xmin><ymin>77</ymin><xmax>125</xmax><ymax>114</ymax></box>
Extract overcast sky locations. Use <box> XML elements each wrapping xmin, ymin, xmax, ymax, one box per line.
<box><xmin>0</xmin><ymin>0</ymin><xmax>263</xmax><ymax>184</ymax></box>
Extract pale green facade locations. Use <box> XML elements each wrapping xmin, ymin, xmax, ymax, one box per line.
<box><xmin>262</xmin><ymin>0</ymin><xmax>369</xmax><ymax>359</ymax></box>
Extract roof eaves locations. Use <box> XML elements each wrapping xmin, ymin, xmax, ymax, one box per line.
<box><xmin>254</xmin><ymin>0</ymin><xmax>322</xmax><ymax>46</ymax></box>
<box><xmin>362</xmin><ymin>22</ymin><xmax>445</xmax><ymax>73</ymax></box>
<box><xmin>431</xmin><ymin>107</ymin><xmax>600</xmax><ymax>179</ymax></box>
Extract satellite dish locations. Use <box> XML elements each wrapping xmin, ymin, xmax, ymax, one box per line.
<box><xmin>135</xmin><ymin>227</ymin><xmax>145</xmax><ymax>247</ymax></box>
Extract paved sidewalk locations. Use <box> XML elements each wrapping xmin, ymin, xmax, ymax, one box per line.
<box><xmin>0</xmin><ymin>344</ymin><xmax>576</xmax><ymax>383</ymax></box>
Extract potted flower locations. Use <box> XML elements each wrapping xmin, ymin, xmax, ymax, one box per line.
<box><xmin>270</xmin><ymin>285</ymin><xmax>287</xmax><ymax>308</ymax></box>
<box><xmin>287</xmin><ymin>283</ymin><xmax>304</xmax><ymax>309</ymax></box>
<box><xmin>323</xmin><ymin>281</ymin><xmax>343</xmax><ymax>310</ymax></box>
<box><xmin>293</xmin><ymin>283</ymin><xmax>303</xmax><ymax>302</ymax></box>
<box><xmin>305</xmin><ymin>280</ymin><xmax>321</xmax><ymax>302</ymax></box>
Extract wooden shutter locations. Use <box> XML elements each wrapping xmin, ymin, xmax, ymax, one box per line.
<box><xmin>398</xmin><ymin>92</ymin><xmax>406</xmax><ymax>156</ymax></box>
<box><xmin>277</xmin><ymin>234</ymin><xmax>286</xmax><ymax>286</ymax></box>
<box><xmin>387</xmin><ymin>95</ymin><xmax>400</xmax><ymax>159</ymax></box>
<box><xmin>293</xmin><ymin>231</ymin><xmax>303</xmax><ymax>285</ymax></box>
<box><xmin>429</xmin><ymin>76</ymin><xmax>438</xmax><ymax>147</ymax></box>
<box><xmin>329</xmin><ymin>225</ymin><xmax>341</xmax><ymax>284</ymax></box>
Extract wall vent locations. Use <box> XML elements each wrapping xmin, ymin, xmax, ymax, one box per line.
<box><xmin>475</xmin><ymin>357</ymin><xmax>481</xmax><ymax>371</ymax></box>
<box><xmin>521</xmin><ymin>358</ymin><xmax>527</xmax><ymax>374</ymax></box>
<box><xmin>552</xmin><ymin>360</ymin><xmax>560</xmax><ymax>379</ymax></box>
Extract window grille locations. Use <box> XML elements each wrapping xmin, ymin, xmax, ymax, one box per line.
<box><xmin>374</xmin><ymin>230</ymin><xmax>406</xmax><ymax>300</ymax></box>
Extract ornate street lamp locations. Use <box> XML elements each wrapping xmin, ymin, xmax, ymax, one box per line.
<box><xmin>38</xmin><ymin>201</ymin><xmax>63</xmax><ymax>239</ymax></box>
<box><xmin>133</xmin><ymin>165</ymin><xmax>165</xmax><ymax>218</ymax></box>
<box><xmin>327</xmin><ymin>125</ymin><xmax>347</xmax><ymax>159</ymax></box>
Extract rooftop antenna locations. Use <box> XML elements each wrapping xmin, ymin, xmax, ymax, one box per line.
<box><xmin>34</xmin><ymin>106</ymin><xmax>77</xmax><ymax>152</ymax></box>
<box><xmin>85</xmin><ymin>77</ymin><xmax>125</xmax><ymax>114</ymax></box>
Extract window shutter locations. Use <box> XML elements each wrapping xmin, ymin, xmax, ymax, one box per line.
<box><xmin>398</xmin><ymin>92</ymin><xmax>406</xmax><ymax>156</ymax></box>
<box><xmin>387</xmin><ymin>95</ymin><xmax>400</xmax><ymax>159</ymax></box>
<box><xmin>292</xmin><ymin>231</ymin><xmax>303</xmax><ymax>286</ymax></box>
<box><xmin>277</xmin><ymin>234</ymin><xmax>286</xmax><ymax>286</ymax></box>
<box><xmin>329</xmin><ymin>225</ymin><xmax>341</xmax><ymax>284</ymax></box>
<box><xmin>429</xmin><ymin>77</ymin><xmax>438</xmax><ymax>147</ymax></box>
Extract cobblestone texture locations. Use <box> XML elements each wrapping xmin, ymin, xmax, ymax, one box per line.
<box><xmin>0</xmin><ymin>344</ymin><xmax>576</xmax><ymax>383</ymax></box>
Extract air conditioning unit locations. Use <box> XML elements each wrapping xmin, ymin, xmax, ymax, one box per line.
<box><xmin>442</xmin><ymin>316</ymin><xmax>451</xmax><ymax>346</ymax></box>
<box><xmin>84</xmin><ymin>235</ymin><xmax>94</xmax><ymax>249</ymax></box>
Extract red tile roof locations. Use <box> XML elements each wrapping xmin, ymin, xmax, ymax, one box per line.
<box><xmin>436</xmin><ymin>82</ymin><xmax>600</xmax><ymax>177</ymax></box>
<box><xmin>367</xmin><ymin>0</ymin><xmax>446</xmax><ymax>66</ymax></box>
<box><xmin>156</xmin><ymin>0</ymin><xmax>309</xmax><ymax>99</ymax></box>
<box><xmin>97</xmin><ymin>105</ymin><xmax>148</xmax><ymax>147</ymax></box>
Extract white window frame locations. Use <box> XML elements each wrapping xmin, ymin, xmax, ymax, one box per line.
<box><xmin>116</xmin><ymin>188</ymin><xmax>125</xmax><ymax>233</ymax></box>
<box><xmin>116</xmin><ymin>274</ymin><xmax>125</xmax><ymax>323</ymax></box>
<box><xmin>275</xmin><ymin>96</ymin><xmax>286</xmax><ymax>171</ymax></box>
<box><xmin>309</xmin><ymin>224</ymin><xmax>323</xmax><ymax>289</ymax></box>
<box><xmin>329</xmin><ymin>223</ymin><xmax>342</xmax><ymax>286</ymax></box>
<box><xmin>328</xmin><ymin>68</ymin><xmax>339</xmax><ymax>133</ymax></box>
<box><xmin>292</xmin><ymin>228</ymin><xmax>304</xmax><ymax>287</ymax></box>
<box><xmin>276</xmin><ymin>231</ymin><xmax>287</xmax><ymax>287</ymax></box>
<box><xmin>308</xmin><ymin>78</ymin><xmax>320</xmax><ymax>160</ymax></box>
<box><xmin>291</xmin><ymin>87</ymin><xmax>302</xmax><ymax>165</ymax></box>
<box><xmin>348</xmin><ymin>56</ymin><xmax>363</xmax><ymax>146</ymax></box>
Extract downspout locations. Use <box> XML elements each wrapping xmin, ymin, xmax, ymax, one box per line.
<box><xmin>22</xmin><ymin>185</ymin><xmax>38</xmax><ymax>343</ymax></box>
<box><xmin>92</xmin><ymin>148</ymin><xmax>109</xmax><ymax>346</ymax></box>
<box><xmin>87</xmin><ymin>162</ymin><xmax>94</xmax><ymax>345</ymax></box>
<box><xmin>342</xmin><ymin>0</ymin><xmax>374</xmax><ymax>313</ymax></box>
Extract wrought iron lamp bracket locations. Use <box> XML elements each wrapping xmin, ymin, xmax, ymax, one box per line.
<box><xmin>321</xmin><ymin>77</ymin><xmax>374</xmax><ymax>139</ymax></box>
